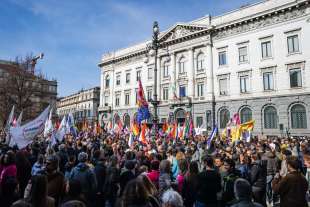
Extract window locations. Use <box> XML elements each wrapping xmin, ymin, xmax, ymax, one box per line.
<box><xmin>261</xmin><ymin>41</ymin><xmax>272</xmax><ymax>58</ymax></box>
<box><xmin>125</xmin><ymin>93</ymin><xmax>130</xmax><ymax>105</ymax></box>
<box><xmin>196</xmin><ymin>117</ymin><xmax>203</xmax><ymax>128</ymax></box>
<box><xmin>135</xmin><ymin>89</ymin><xmax>138</xmax><ymax>104</ymax></box>
<box><xmin>219</xmin><ymin>51</ymin><xmax>227</xmax><ymax>66</ymax></box>
<box><xmin>287</xmin><ymin>35</ymin><xmax>299</xmax><ymax>54</ymax></box>
<box><xmin>196</xmin><ymin>53</ymin><xmax>204</xmax><ymax>71</ymax></box>
<box><xmin>126</xmin><ymin>73</ymin><xmax>130</xmax><ymax>84</ymax></box>
<box><xmin>240</xmin><ymin>75</ymin><xmax>249</xmax><ymax>93</ymax></box>
<box><xmin>264</xmin><ymin>106</ymin><xmax>277</xmax><ymax>129</ymax></box>
<box><xmin>136</xmin><ymin>70</ymin><xmax>141</xmax><ymax>81</ymax></box>
<box><xmin>219</xmin><ymin>108</ymin><xmax>230</xmax><ymax>128</ymax></box>
<box><xmin>163</xmin><ymin>62</ymin><xmax>169</xmax><ymax>78</ymax></box>
<box><xmin>104</xmin><ymin>95</ymin><xmax>109</xmax><ymax>105</ymax></box>
<box><xmin>179</xmin><ymin>86</ymin><xmax>186</xmax><ymax>97</ymax></box>
<box><xmin>163</xmin><ymin>88</ymin><xmax>169</xmax><ymax>101</ymax></box>
<box><xmin>105</xmin><ymin>75</ymin><xmax>110</xmax><ymax>88</ymax></box>
<box><xmin>197</xmin><ymin>83</ymin><xmax>204</xmax><ymax>97</ymax></box>
<box><xmin>238</xmin><ymin>46</ymin><xmax>248</xmax><ymax>63</ymax></box>
<box><xmin>115</xmin><ymin>95</ymin><xmax>120</xmax><ymax>106</ymax></box>
<box><xmin>178</xmin><ymin>57</ymin><xmax>186</xmax><ymax>74</ymax></box>
<box><xmin>148</xmin><ymin>67</ymin><xmax>153</xmax><ymax>80</ymax></box>
<box><xmin>291</xmin><ymin>104</ymin><xmax>307</xmax><ymax>129</ymax></box>
<box><xmin>240</xmin><ymin>107</ymin><xmax>252</xmax><ymax>123</ymax></box>
<box><xmin>263</xmin><ymin>72</ymin><xmax>273</xmax><ymax>90</ymax></box>
<box><xmin>116</xmin><ymin>74</ymin><xmax>121</xmax><ymax>86</ymax></box>
<box><xmin>219</xmin><ymin>78</ymin><xmax>228</xmax><ymax>95</ymax></box>
<box><xmin>147</xmin><ymin>89</ymin><xmax>152</xmax><ymax>101</ymax></box>
<box><xmin>290</xmin><ymin>68</ymin><xmax>302</xmax><ymax>88</ymax></box>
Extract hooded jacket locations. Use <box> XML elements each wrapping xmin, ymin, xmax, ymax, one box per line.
<box><xmin>70</xmin><ymin>162</ymin><xmax>97</xmax><ymax>195</ymax></box>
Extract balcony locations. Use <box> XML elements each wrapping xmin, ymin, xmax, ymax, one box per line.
<box><xmin>98</xmin><ymin>105</ymin><xmax>111</xmax><ymax>112</ymax></box>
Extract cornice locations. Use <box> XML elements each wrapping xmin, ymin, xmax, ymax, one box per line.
<box><xmin>98</xmin><ymin>0</ymin><xmax>310</xmax><ymax>68</ymax></box>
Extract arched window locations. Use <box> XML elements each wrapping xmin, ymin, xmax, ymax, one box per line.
<box><xmin>178</xmin><ymin>56</ymin><xmax>186</xmax><ymax>74</ymax></box>
<box><xmin>291</xmin><ymin>104</ymin><xmax>307</xmax><ymax>129</ymax></box>
<box><xmin>196</xmin><ymin>53</ymin><xmax>205</xmax><ymax>72</ymax></box>
<box><xmin>123</xmin><ymin>114</ymin><xmax>130</xmax><ymax>128</ymax></box>
<box><xmin>264</xmin><ymin>106</ymin><xmax>277</xmax><ymax>129</ymax></box>
<box><xmin>219</xmin><ymin>108</ymin><xmax>230</xmax><ymax>128</ymax></box>
<box><xmin>240</xmin><ymin>107</ymin><xmax>252</xmax><ymax>123</ymax></box>
<box><xmin>105</xmin><ymin>75</ymin><xmax>110</xmax><ymax>88</ymax></box>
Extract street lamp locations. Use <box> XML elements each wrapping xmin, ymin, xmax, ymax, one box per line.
<box><xmin>149</xmin><ymin>21</ymin><xmax>160</xmax><ymax>139</ymax></box>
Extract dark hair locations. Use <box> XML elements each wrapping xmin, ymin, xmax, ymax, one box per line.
<box><xmin>178</xmin><ymin>159</ymin><xmax>188</xmax><ymax>175</ymax></box>
<box><xmin>189</xmin><ymin>161</ymin><xmax>199</xmax><ymax>176</ymax></box>
<box><xmin>204</xmin><ymin>156</ymin><xmax>214</xmax><ymax>168</ymax></box>
<box><xmin>286</xmin><ymin>156</ymin><xmax>299</xmax><ymax>170</ymax></box>
<box><xmin>4</xmin><ymin>150</ymin><xmax>16</xmax><ymax>166</ymax></box>
<box><xmin>122</xmin><ymin>179</ymin><xmax>149</xmax><ymax>207</ymax></box>
<box><xmin>27</xmin><ymin>175</ymin><xmax>48</xmax><ymax>207</ymax></box>
<box><xmin>224</xmin><ymin>158</ymin><xmax>235</xmax><ymax>169</ymax></box>
<box><xmin>150</xmin><ymin>160</ymin><xmax>160</xmax><ymax>170</ymax></box>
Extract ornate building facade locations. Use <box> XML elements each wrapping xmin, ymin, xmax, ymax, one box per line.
<box><xmin>99</xmin><ymin>0</ymin><xmax>310</xmax><ymax>136</ymax></box>
<box><xmin>56</xmin><ymin>87</ymin><xmax>100</xmax><ymax>124</ymax></box>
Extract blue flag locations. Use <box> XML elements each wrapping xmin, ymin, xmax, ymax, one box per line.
<box><xmin>136</xmin><ymin>80</ymin><xmax>150</xmax><ymax>124</ymax></box>
<box><xmin>207</xmin><ymin>126</ymin><xmax>218</xmax><ymax>149</ymax></box>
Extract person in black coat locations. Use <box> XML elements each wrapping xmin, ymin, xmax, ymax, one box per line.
<box><xmin>195</xmin><ymin>156</ymin><xmax>221</xmax><ymax>207</ymax></box>
<box><xmin>104</xmin><ymin>156</ymin><xmax>120</xmax><ymax>207</ymax></box>
<box><xmin>120</xmin><ymin>160</ymin><xmax>136</xmax><ymax>196</ymax></box>
<box><xmin>182</xmin><ymin>161</ymin><xmax>199</xmax><ymax>207</ymax></box>
<box><xmin>250</xmin><ymin>153</ymin><xmax>267</xmax><ymax>207</ymax></box>
<box><xmin>222</xmin><ymin>158</ymin><xmax>240</xmax><ymax>206</ymax></box>
<box><xmin>93</xmin><ymin>150</ymin><xmax>106</xmax><ymax>207</ymax></box>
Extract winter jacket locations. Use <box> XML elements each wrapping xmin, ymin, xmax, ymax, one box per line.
<box><xmin>47</xmin><ymin>171</ymin><xmax>65</xmax><ymax>205</ymax></box>
<box><xmin>31</xmin><ymin>162</ymin><xmax>44</xmax><ymax>175</ymax></box>
<box><xmin>94</xmin><ymin>161</ymin><xmax>106</xmax><ymax>193</ymax></box>
<box><xmin>196</xmin><ymin>169</ymin><xmax>221</xmax><ymax>205</ymax></box>
<box><xmin>272</xmin><ymin>171</ymin><xmax>308</xmax><ymax>207</ymax></box>
<box><xmin>120</xmin><ymin>169</ymin><xmax>135</xmax><ymax>195</ymax></box>
<box><xmin>265</xmin><ymin>152</ymin><xmax>278</xmax><ymax>176</ymax></box>
<box><xmin>222</xmin><ymin>169</ymin><xmax>240</xmax><ymax>205</ymax></box>
<box><xmin>147</xmin><ymin>170</ymin><xmax>160</xmax><ymax>188</ymax></box>
<box><xmin>171</xmin><ymin>158</ymin><xmax>179</xmax><ymax>180</ymax></box>
<box><xmin>104</xmin><ymin>166</ymin><xmax>120</xmax><ymax>199</ymax></box>
<box><xmin>0</xmin><ymin>164</ymin><xmax>17</xmax><ymax>185</ymax></box>
<box><xmin>182</xmin><ymin>174</ymin><xmax>199</xmax><ymax>207</ymax></box>
<box><xmin>70</xmin><ymin>163</ymin><xmax>97</xmax><ymax>196</ymax></box>
<box><xmin>250</xmin><ymin>160</ymin><xmax>267</xmax><ymax>189</ymax></box>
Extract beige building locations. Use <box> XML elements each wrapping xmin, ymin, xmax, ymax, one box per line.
<box><xmin>56</xmin><ymin>87</ymin><xmax>100</xmax><ymax>124</ymax></box>
<box><xmin>99</xmin><ymin>0</ymin><xmax>310</xmax><ymax>136</ymax></box>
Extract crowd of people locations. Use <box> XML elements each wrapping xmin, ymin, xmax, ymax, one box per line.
<box><xmin>0</xmin><ymin>130</ymin><xmax>309</xmax><ymax>207</ymax></box>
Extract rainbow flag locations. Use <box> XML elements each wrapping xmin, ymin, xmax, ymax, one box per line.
<box><xmin>139</xmin><ymin>123</ymin><xmax>147</xmax><ymax>144</ymax></box>
<box><xmin>136</xmin><ymin>80</ymin><xmax>150</xmax><ymax>124</ymax></box>
<box><xmin>131</xmin><ymin>122</ymin><xmax>140</xmax><ymax>136</ymax></box>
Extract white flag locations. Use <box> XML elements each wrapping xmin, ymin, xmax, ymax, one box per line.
<box><xmin>5</xmin><ymin>105</ymin><xmax>15</xmax><ymax>144</ymax></box>
<box><xmin>10</xmin><ymin>106</ymin><xmax>50</xmax><ymax>149</ymax></box>
<box><xmin>55</xmin><ymin>115</ymin><xmax>67</xmax><ymax>142</ymax></box>
<box><xmin>16</xmin><ymin>111</ymin><xmax>23</xmax><ymax>127</ymax></box>
<box><xmin>44</xmin><ymin>109</ymin><xmax>53</xmax><ymax>137</ymax></box>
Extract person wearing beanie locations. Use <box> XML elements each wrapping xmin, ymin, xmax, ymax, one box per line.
<box><xmin>231</xmin><ymin>178</ymin><xmax>263</xmax><ymax>207</ymax></box>
<box><xmin>119</xmin><ymin>160</ymin><xmax>136</xmax><ymax>196</ymax></box>
<box><xmin>70</xmin><ymin>152</ymin><xmax>97</xmax><ymax>206</ymax></box>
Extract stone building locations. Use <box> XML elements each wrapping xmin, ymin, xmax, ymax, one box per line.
<box><xmin>56</xmin><ymin>87</ymin><xmax>100</xmax><ymax>124</ymax></box>
<box><xmin>0</xmin><ymin>60</ymin><xmax>57</xmax><ymax>126</ymax></box>
<box><xmin>98</xmin><ymin>0</ymin><xmax>310</xmax><ymax>136</ymax></box>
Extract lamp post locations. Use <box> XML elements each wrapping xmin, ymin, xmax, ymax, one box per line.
<box><xmin>150</xmin><ymin>21</ymin><xmax>160</xmax><ymax>139</ymax></box>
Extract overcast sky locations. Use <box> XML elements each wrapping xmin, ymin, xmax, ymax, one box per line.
<box><xmin>0</xmin><ymin>0</ymin><xmax>259</xmax><ymax>97</ymax></box>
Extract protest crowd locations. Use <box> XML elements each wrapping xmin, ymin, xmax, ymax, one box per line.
<box><xmin>0</xmin><ymin>81</ymin><xmax>309</xmax><ymax>207</ymax></box>
<box><xmin>0</xmin><ymin>120</ymin><xmax>310</xmax><ymax>207</ymax></box>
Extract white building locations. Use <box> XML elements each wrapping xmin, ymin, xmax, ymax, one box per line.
<box><xmin>57</xmin><ymin>87</ymin><xmax>100</xmax><ymax>124</ymax></box>
<box><xmin>99</xmin><ymin>0</ymin><xmax>310</xmax><ymax>136</ymax></box>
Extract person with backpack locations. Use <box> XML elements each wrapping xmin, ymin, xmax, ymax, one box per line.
<box><xmin>222</xmin><ymin>158</ymin><xmax>240</xmax><ymax>206</ymax></box>
<box><xmin>70</xmin><ymin>152</ymin><xmax>97</xmax><ymax>206</ymax></box>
